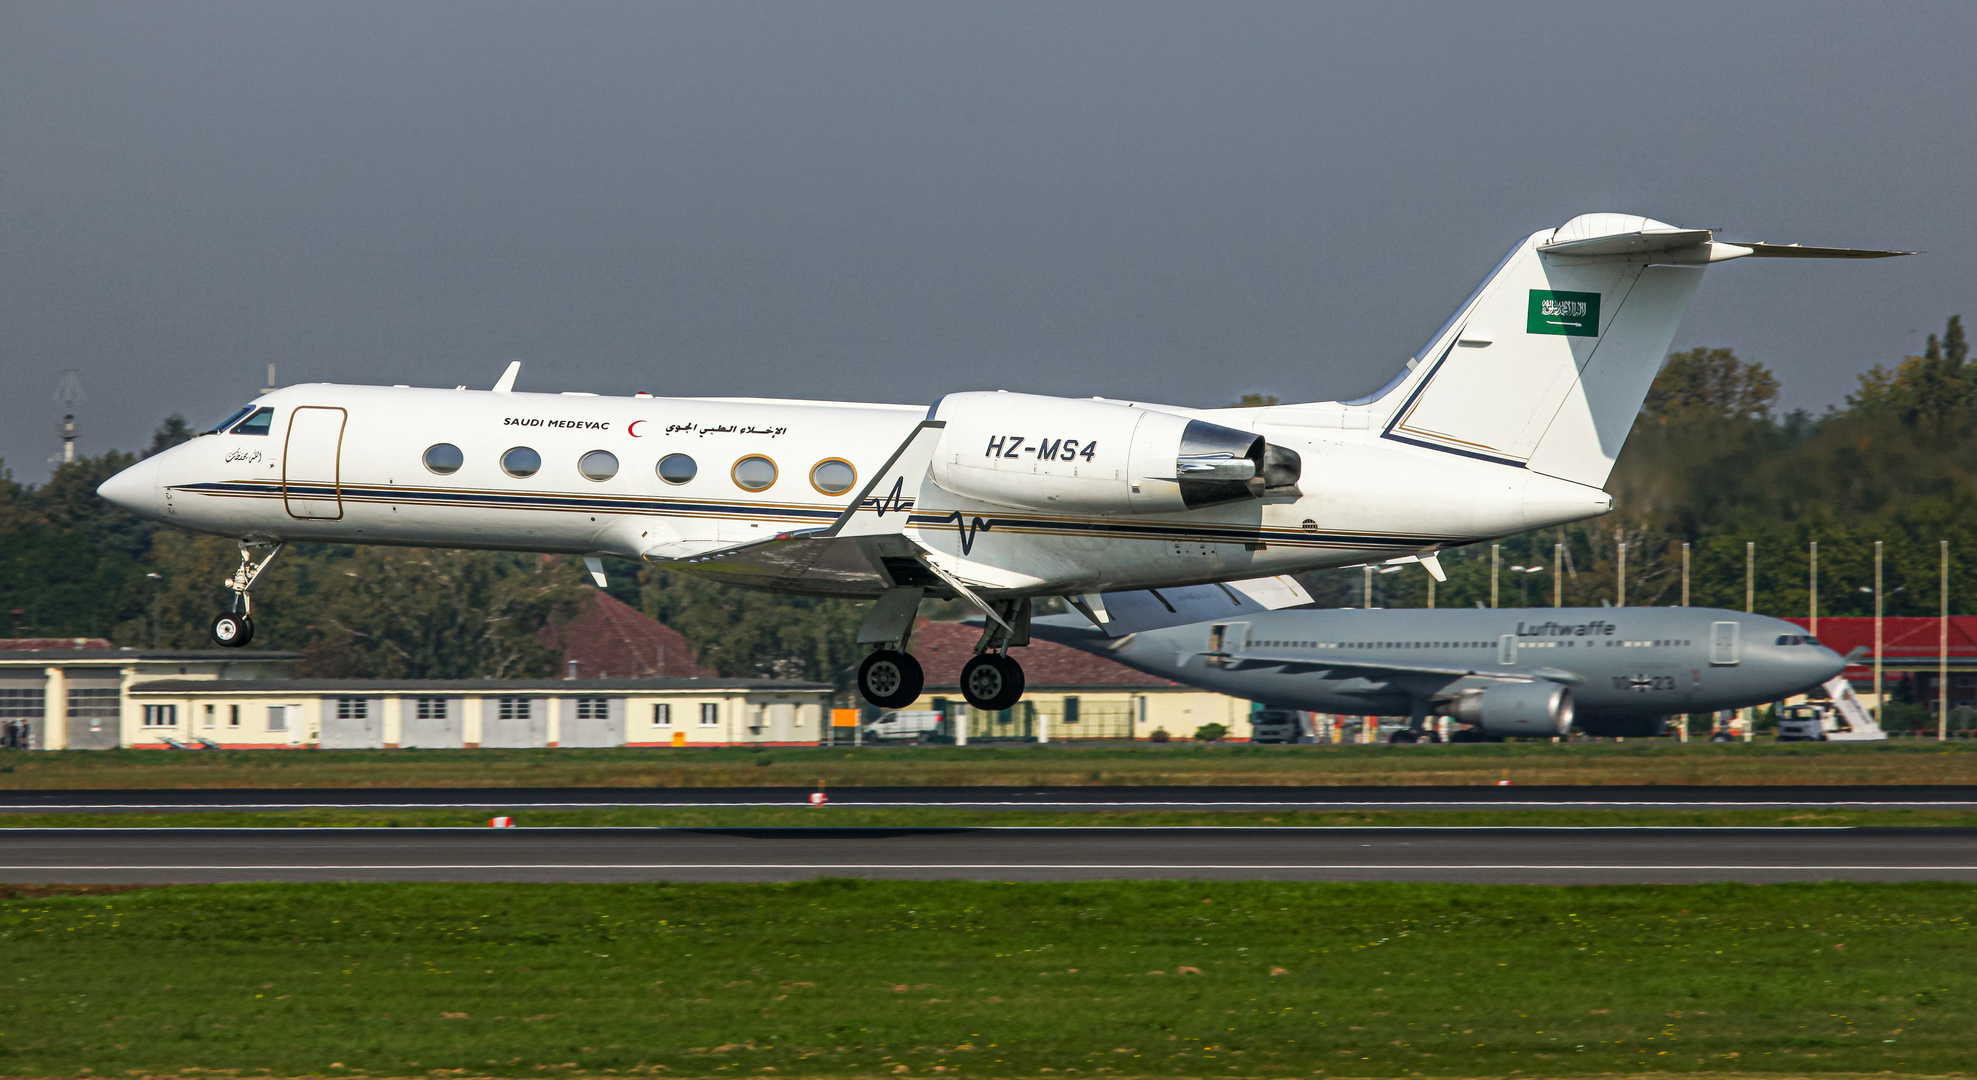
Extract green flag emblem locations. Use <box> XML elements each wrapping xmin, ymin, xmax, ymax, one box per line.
<box><xmin>1527</xmin><ymin>290</ymin><xmax>1600</xmax><ymax>336</ymax></box>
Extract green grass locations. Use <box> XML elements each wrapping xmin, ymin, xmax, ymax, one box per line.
<box><xmin>6</xmin><ymin>739</ymin><xmax>1977</xmax><ymax>791</ymax></box>
<box><xmin>7</xmin><ymin>806</ymin><xmax>1977</xmax><ymax>829</ymax></box>
<box><xmin>0</xmin><ymin>880</ymin><xmax>1971</xmax><ymax>1077</ymax></box>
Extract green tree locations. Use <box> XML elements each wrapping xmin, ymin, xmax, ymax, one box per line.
<box><xmin>640</xmin><ymin>568</ymin><xmax>865</xmax><ymax>681</ymax></box>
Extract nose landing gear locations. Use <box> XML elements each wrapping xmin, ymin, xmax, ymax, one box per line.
<box><xmin>211</xmin><ymin>540</ymin><xmax>282</xmax><ymax>649</ymax></box>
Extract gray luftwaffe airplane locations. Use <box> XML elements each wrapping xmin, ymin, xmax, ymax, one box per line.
<box><xmin>1027</xmin><ymin>585</ymin><xmax>1846</xmax><ymax>740</ymax></box>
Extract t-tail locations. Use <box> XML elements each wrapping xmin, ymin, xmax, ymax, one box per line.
<box><xmin>1267</xmin><ymin>213</ymin><xmax>1908</xmax><ymax>489</ymax></box>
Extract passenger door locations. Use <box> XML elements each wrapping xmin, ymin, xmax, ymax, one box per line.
<box><xmin>1710</xmin><ymin>621</ymin><xmax>1740</xmax><ymax>666</ymax></box>
<box><xmin>283</xmin><ymin>406</ymin><xmax>346</xmax><ymax>520</ymax></box>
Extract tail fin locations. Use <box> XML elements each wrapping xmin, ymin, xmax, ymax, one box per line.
<box><xmin>1302</xmin><ymin>213</ymin><xmax>1906</xmax><ymax>490</ymax></box>
<box><xmin>1378</xmin><ymin>214</ymin><xmax>1703</xmax><ymax>488</ymax></box>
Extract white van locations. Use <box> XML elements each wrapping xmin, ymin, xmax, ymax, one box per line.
<box><xmin>862</xmin><ymin>710</ymin><xmax>945</xmax><ymax>742</ymax></box>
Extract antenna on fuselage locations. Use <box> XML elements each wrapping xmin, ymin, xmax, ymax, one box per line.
<box><xmin>492</xmin><ymin>360</ymin><xmax>521</xmax><ymax>393</ymax></box>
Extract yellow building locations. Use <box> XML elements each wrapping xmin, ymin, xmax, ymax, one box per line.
<box><xmin>125</xmin><ymin>677</ymin><xmax>832</xmax><ymax>748</ymax></box>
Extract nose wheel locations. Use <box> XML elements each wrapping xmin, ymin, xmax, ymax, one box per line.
<box><xmin>210</xmin><ymin>540</ymin><xmax>282</xmax><ymax>648</ymax></box>
<box><xmin>211</xmin><ymin>612</ymin><xmax>255</xmax><ymax>648</ymax></box>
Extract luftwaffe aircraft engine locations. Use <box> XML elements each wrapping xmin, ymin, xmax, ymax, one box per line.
<box><xmin>1440</xmin><ymin>681</ymin><xmax>1575</xmax><ymax>737</ymax></box>
<box><xmin>929</xmin><ymin>391</ymin><xmax>1300</xmax><ymax>514</ymax></box>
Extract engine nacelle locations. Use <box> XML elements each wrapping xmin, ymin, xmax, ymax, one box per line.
<box><xmin>929</xmin><ymin>391</ymin><xmax>1299</xmax><ymax>514</ymax></box>
<box><xmin>1440</xmin><ymin>681</ymin><xmax>1574</xmax><ymax>738</ymax></box>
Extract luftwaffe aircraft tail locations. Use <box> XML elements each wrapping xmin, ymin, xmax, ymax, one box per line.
<box><xmin>1264</xmin><ymin>213</ymin><xmax>1907</xmax><ymax>489</ymax></box>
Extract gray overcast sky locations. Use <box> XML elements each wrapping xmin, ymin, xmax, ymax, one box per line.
<box><xmin>3</xmin><ymin>1</ymin><xmax>1972</xmax><ymax>481</ymax></box>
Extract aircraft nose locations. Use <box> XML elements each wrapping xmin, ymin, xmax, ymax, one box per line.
<box><xmin>97</xmin><ymin>455</ymin><xmax>161</xmax><ymax>514</ymax></box>
<box><xmin>1806</xmin><ymin>644</ymin><xmax>1848</xmax><ymax>683</ymax></box>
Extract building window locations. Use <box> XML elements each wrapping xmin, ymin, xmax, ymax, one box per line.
<box><xmin>66</xmin><ymin>687</ymin><xmax>118</xmax><ymax>721</ymax></box>
<box><xmin>336</xmin><ymin>698</ymin><xmax>369</xmax><ymax>720</ymax></box>
<box><xmin>652</xmin><ymin>703</ymin><xmax>672</xmax><ymax>727</ymax></box>
<box><xmin>499</xmin><ymin>697</ymin><xmax>532</xmax><ymax>721</ymax></box>
<box><xmin>576</xmin><ymin>697</ymin><xmax>609</xmax><ymax>719</ymax></box>
<box><xmin>415</xmin><ymin>697</ymin><xmax>449</xmax><ymax>720</ymax></box>
<box><xmin>229</xmin><ymin>704</ymin><xmax>241</xmax><ymax>728</ymax></box>
<box><xmin>0</xmin><ymin>688</ymin><xmax>45</xmax><ymax>720</ymax></box>
<box><xmin>203</xmin><ymin>703</ymin><xmax>216</xmax><ymax>729</ymax></box>
<box><xmin>142</xmin><ymin>704</ymin><xmax>177</xmax><ymax>727</ymax></box>
<box><xmin>1063</xmin><ymin>696</ymin><xmax>1080</xmax><ymax>724</ymax></box>
<box><xmin>699</xmin><ymin>702</ymin><xmax>719</xmax><ymax>727</ymax></box>
<box><xmin>267</xmin><ymin>706</ymin><xmax>287</xmax><ymax>732</ymax></box>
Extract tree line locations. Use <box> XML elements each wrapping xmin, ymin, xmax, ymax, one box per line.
<box><xmin>1</xmin><ymin>316</ymin><xmax>1969</xmax><ymax>678</ymax></box>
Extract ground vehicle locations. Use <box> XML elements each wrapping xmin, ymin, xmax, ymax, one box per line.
<box><xmin>1775</xmin><ymin>702</ymin><xmax>1833</xmax><ymax>741</ymax></box>
<box><xmin>1248</xmin><ymin>708</ymin><xmax>1311</xmax><ymax>744</ymax></box>
<box><xmin>861</xmin><ymin>709</ymin><xmax>944</xmax><ymax>742</ymax></box>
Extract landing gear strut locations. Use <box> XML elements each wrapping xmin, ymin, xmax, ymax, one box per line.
<box><xmin>211</xmin><ymin>540</ymin><xmax>282</xmax><ymax>649</ymax></box>
<box><xmin>958</xmin><ymin>598</ymin><xmax>1029</xmax><ymax>712</ymax></box>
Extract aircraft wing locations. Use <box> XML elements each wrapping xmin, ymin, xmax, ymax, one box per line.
<box><xmin>1069</xmin><ymin>576</ymin><xmax>1313</xmax><ymax>637</ymax></box>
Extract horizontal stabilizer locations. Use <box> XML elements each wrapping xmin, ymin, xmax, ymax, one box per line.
<box><xmin>1731</xmin><ymin>242</ymin><xmax>1914</xmax><ymax>259</ymax></box>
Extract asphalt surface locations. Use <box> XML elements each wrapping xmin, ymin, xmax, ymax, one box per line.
<box><xmin>5</xmin><ymin>826</ymin><xmax>1977</xmax><ymax>883</ymax></box>
<box><xmin>4</xmin><ymin>784</ymin><xmax>1977</xmax><ymax>812</ymax></box>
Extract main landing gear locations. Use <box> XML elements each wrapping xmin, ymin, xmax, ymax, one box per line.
<box><xmin>210</xmin><ymin>540</ymin><xmax>282</xmax><ymax>649</ymax></box>
<box><xmin>851</xmin><ymin>586</ymin><xmax>1031</xmax><ymax>712</ymax></box>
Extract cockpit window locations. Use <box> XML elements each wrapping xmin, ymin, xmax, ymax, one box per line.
<box><xmin>230</xmin><ymin>408</ymin><xmax>275</xmax><ymax>436</ymax></box>
<box><xmin>205</xmin><ymin>405</ymin><xmax>256</xmax><ymax>435</ymax></box>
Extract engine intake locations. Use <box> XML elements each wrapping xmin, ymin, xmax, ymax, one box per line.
<box><xmin>929</xmin><ymin>392</ymin><xmax>1300</xmax><ymax>515</ymax></box>
<box><xmin>1440</xmin><ymin>681</ymin><xmax>1574</xmax><ymax>738</ymax></box>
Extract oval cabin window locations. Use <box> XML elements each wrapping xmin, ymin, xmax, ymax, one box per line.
<box><xmin>732</xmin><ymin>455</ymin><xmax>778</xmax><ymax>492</ymax></box>
<box><xmin>657</xmin><ymin>454</ymin><xmax>697</xmax><ymax>484</ymax></box>
<box><xmin>423</xmin><ymin>443</ymin><xmax>464</xmax><ymax>475</ymax></box>
<box><xmin>578</xmin><ymin>449</ymin><xmax>619</xmax><ymax>481</ymax></box>
<box><xmin>501</xmin><ymin>446</ymin><xmax>542</xmax><ymax>478</ymax></box>
<box><xmin>810</xmin><ymin>459</ymin><xmax>856</xmax><ymax>495</ymax></box>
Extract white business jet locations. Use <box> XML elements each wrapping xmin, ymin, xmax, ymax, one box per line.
<box><xmin>97</xmin><ymin>213</ymin><xmax>1904</xmax><ymax>711</ymax></box>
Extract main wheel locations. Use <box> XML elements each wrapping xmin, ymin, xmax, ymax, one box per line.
<box><xmin>211</xmin><ymin>612</ymin><xmax>254</xmax><ymax>648</ymax></box>
<box><xmin>857</xmin><ymin>649</ymin><xmax>924</xmax><ymax>709</ymax></box>
<box><xmin>1387</xmin><ymin>728</ymin><xmax>1421</xmax><ymax>744</ymax></box>
<box><xmin>960</xmin><ymin>653</ymin><xmax>1025</xmax><ymax>712</ymax></box>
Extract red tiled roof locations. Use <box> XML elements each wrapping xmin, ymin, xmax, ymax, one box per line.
<box><xmin>0</xmin><ymin>637</ymin><xmax>112</xmax><ymax>651</ymax></box>
<box><xmin>909</xmin><ymin>619</ymin><xmax>1174</xmax><ymax>689</ymax></box>
<box><xmin>535</xmin><ymin>588</ymin><xmax>713</xmax><ymax>679</ymax></box>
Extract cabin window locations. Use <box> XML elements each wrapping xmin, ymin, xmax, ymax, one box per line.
<box><xmin>502</xmin><ymin>446</ymin><xmax>542</xmax><ymax>478</ymax></box>
<box><xmin>230</xmin><ymin>408</ymin><xmax>275</xmax><ymax>436</ymax></box>
<box><xmin>657</xmin><ymin>454</ymin><xmax>697</xmax><ymax>484</ymax></box>
<box><xmin>579</xmin><ymin>450</ymin><xmax>619</xmax><ymax>481</ymax></box>
<box><xmin>423</xmin><ymin>443</ymin><xmax>464</xmax><ymax>475</ymax></box>
<box><xmin>810</xmin><ymin>459</ymin><xmax>857</xmax><ymax>495</ymax></box>
<box><xmin>732</xmin><ymin>456</ymin><xmax>777</xmax><ymax>492</ymax></box>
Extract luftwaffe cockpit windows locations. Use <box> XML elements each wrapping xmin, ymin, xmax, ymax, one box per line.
<box><xmin>423</xmin><ymin>443</ymin><xmax>464</xmax><ymax>475</ymax></box>
<box><xmin>657</xmin><ymin>454</ymin><xmax>697</xmax><ymax>484</ymax></box>
<box><xmin>502</xmin><ymin>446</ymin><xmax>542</xmax><ymax>478</ymax></box>
<box><xmin>732</xmin><ymin>455</ymin><xmax>778</xmax><ymax>492</ymax></box>
<box><xmin>206</xmin><ymin>405</ymin><xmax>256</xmax><ymax>435</ymax></box>
<box><xmin>810</xmin><ymin>459</ymin><xmax>856</xmax><ymax>495</ymax></box>
<box><xmin>578</xmin><ymin>450</ymin><xmax>620</xmax><ymax>482</ymax></box>
<box><xmin>230</xmin><ymin>408</ymin><xmax>275</xmax><ymax>436</ymax></box>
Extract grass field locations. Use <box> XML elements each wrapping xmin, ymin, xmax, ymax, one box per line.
<box><xmin>6</xmin><ymin>740</ymin><xmax>1977</xmax><ymax>790</ymax></box>
<box><xmin>6</xmin><ymin>806</ymin><xmax>1977</xmax><ymax>829</ymax></box>
<box><xmin>0</xmin><ymin>880</ymin><xmax>1970</xmax><ymax>1077</ymax></box>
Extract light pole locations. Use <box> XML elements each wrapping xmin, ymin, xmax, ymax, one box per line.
<box><xmin>1746</xmin><ymin>541</ymin><xmax>1755</xmax><ymax>613</ymax></box>
<box><xmin>1809</xmin><ymin>541</ymin><xmax>1819</xmax><ymax>637</ymax></box>
<box><xmin>1490</xmin><ymin>545</ymin><xmax>1500</xmax><ymax>609</ymax></box>
<box><xmin>146</xmin><ymin>571</ymin><xmax>163</xmax><ymax>649</ymax></box>
<box><xmin>1508</xmin><ymin>564</ymin><xmax>1544</xmax><ymax>606</ymax></box>
<box><xmin>1554</xmin><ymin>541</ymin><xmax>1564</xmax><ymax>607</ymax></box>
<box><xmin>1681</xmin><ymin>542</ymin><xmax>1691</xmax><ymax>607</ymax></box>
<box><xmin>1942</xmin><ymin>540</ymin><xmax>1951</xmax><ymax>742</ymax></box>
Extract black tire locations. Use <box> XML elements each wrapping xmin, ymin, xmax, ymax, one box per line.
<box><xmin>211</xmin><ymin>612</ymin><xmax>253</xmax><ymax>648</ymax></box>
<box><xmin>1387</xmin><ymin>728</ymin><xmax>1421</xmax><ymax>744</ymax></box>
<box><xmin>857</xmin><ymin>649</ymin><xmax>923</xmax><ymax>709</ymax></box>
<box><xmin>960</xmin><ymin>653</ymin><xmax>1025</xmax><ymax>712</ymax></box>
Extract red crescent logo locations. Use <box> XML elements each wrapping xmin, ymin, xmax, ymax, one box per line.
<box><xmin>628</xmin><ymin>420</ymin><xmax>645</xmax><ymax>437</ymax></box>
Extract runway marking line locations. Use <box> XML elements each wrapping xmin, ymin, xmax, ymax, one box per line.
<box><xmin>7</xmin><ymin>801</ymin><xmax>1977</xmax><ymax>811</ymax></box>
<box><xmin>9</xmin><ymin>864</ymin><xmax>1977</xmax><ymax>871</ymax></box>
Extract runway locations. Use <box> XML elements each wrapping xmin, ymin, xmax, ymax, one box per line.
<box><xmin>5</xmin><ymin>826</ymin><xmax>1977</xmax><ymax>883</ymax></box>
<box><xmin>5</xmin><ymin>784</ymin><xmax>1976</xmax><ymax>812</ymax></box>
